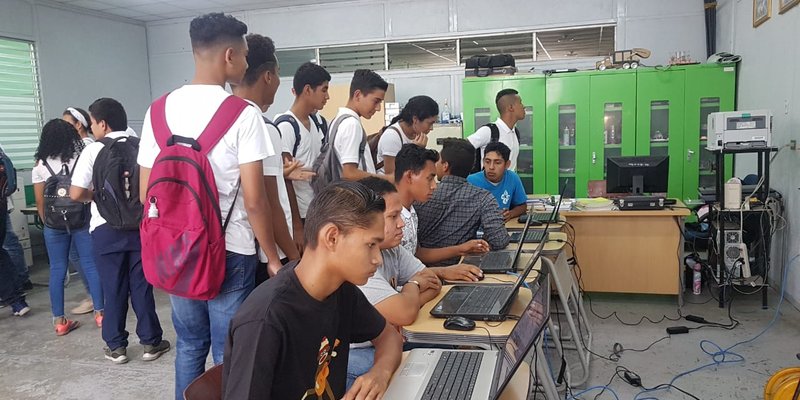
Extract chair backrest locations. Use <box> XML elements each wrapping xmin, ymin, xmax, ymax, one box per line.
<box><xmin>183</xmin><ymin>364</ymin><xmax>223</xmax><ymax>400</ymax></box>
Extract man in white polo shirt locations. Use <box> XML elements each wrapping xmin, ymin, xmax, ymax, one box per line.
<box><xmin>467</xmin><ymin>88</ymin><xmax>526</xmax><ymax>171</ymax></box>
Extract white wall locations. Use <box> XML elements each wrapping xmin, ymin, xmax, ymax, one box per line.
<box><xmin>0</xmin><ymin>0</ymin><xmax>150</xmax><ymax>132</ymax></box>
<box><xmin>717</xmin><ymin>0</ymin><xmax>800</xmax><ymax>306</ymax></box>
<box><xmin>145</xmin><ymin>0</ymin><xmax>707</xmax><ymax>119</ymax></box>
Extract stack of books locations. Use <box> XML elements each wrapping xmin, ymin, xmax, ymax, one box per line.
<box><xmin>575</xmin><ymin>198</ymin><xmax>615</xmax><ymax>211</ymax></box>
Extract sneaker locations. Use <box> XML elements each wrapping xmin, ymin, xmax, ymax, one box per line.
<box><xmin>142</xmin><ymin>340</ymin><xmax>171</xmax><ymax>361</ymax></box>
<box><xmin>94</xmin><ymin>311</ymin><xmax>103</xmax><ymax>328</ymax></box>
<box><xmin>70</xmin><ymin>299</ymin><xmax>93</xmax><ymax>315</ymax></box>
<box><xmin>11</xmin><ymin>299</ymin><xmax>30</xmax><ymax>316</ymax></box>
<box><xmin>54</xmin><ymin>318</ymin><xmax>81</xmax><ymax>336</ymax></box>
<box><xmin>104</xmin><ymin>347</ymin><xmax>128</xmax><ymax>364</ymax></box>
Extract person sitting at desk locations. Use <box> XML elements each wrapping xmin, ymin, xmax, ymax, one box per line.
<box><xmin>416</xmin><ymin>139</ymin><xmax>510</xmax><ymax>266</ymax></box>
<box><xmin>394</xmin><ymin>144</ymin><xmax>491</xmax><ymax>267</ymax></box>
<box><xmin>347</xmin><ymin>177</ymin><xmax>483</xmax><ymax>389</ymax></box>
<box><xmin>222</xmin><ymin>181</ymin><xmax>403</xmax><ymax>400</ymax></box>
<box><xmin>467</xmin><ymin>141</ymin><xmax>528</xmax><ymax>222</ymax></box>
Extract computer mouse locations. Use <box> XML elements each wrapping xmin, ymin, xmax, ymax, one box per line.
<box><xmin>444</xmin><ymin>316</ymin><xmax>476</xmax><ymax>331</ymax></box>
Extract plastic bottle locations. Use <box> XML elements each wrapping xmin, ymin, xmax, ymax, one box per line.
<box><xmin>603</xmin><ymin>128</ymin><xmax>609</xmax><ymax>145</ymax></box>
<box><xmin>570</xmin><ymin>127</ymin><xmax>576</xmax><ymax>145</ymax></box>
<box><xmin>563</xmin><ymin>126</ymin><xmax>570</xmax><ymax>146</ymax></box>
<box><xmin>692</xmin><ymin>260</ymin><xmax>702</xmax><ymax>295</ymax></box>
<box><xmin>441</xmin><ymin>100</ymin><xmax>450</xmax><ymax>123</ymax></box>
<box><xmin>610</xmin><ymin>125</ymin><xmax>616</xmax><ymax>144</ymax></box>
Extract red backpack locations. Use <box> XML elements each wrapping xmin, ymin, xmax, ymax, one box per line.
<box><xmin>141</xmin><ymin>94</ymin><xmax>249</xmax><ymax>300</ymax></box>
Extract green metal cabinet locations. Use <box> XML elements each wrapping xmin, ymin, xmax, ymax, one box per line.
<box><xmin>545</xmin><ymin>73</ymin><xmax>590</xmax><ymax>197</ymax></box>
<box><xmin>588</xmin><ymin>70</ymin><xmax>638</xmax><ymax>182</ymax></box>
<box><xmin>462</xmin><ymin>78</ymin><xmax>504</xmax><ymax>136</ymax></box>
<box><xmin>635</xmin><ymin>67</ymin><xmax>686</xmax><ymax>198</ymax></box>
<box><xmin>682</xmin><ymin>64</ymin><xmax>736</xmax><ymax>202</ymax></box>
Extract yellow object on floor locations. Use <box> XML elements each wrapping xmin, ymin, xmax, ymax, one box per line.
<box><xmin>764</xmin><ymin>367</ymin><xmax>800</xmax><ymax>400</ymax></box>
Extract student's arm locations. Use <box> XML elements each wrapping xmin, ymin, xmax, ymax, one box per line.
<box><xmin>33</xmin><ymin>183</ymin><xmax>45</xmax><ymax>221</ymax></box>
<box><xmin>70</xmin><ymin>146</ymin><xmax>96</xmax><ymax>203</ymax></box>
<box><xmin>344</xmin><ymin>323</ymin><xmax>403</xmax><ymax>400</ymax></box>
<box><xmin>341</xmin><ymin>163</ymin><xmax>393</xmax><ymax>183</ymax></box>
<box><xmin>241</xmin><ymin>161</ymin><xmax>283</xmax><ymax>276</ymax></box>
<box><xmin>415</xmin><ymin>239</ymin><xmax>490</xmax><ymax>265</ymax></box>
<box><xmin>429</xmin><ymin>264</ymin><xmax>484</xmax><ymax>282</ymax></box>
<box><xmin>283</xmin><ymin>177</ymin><xmax>305</xmax><ymax>253</ymax></box>
<box><xmin>139</xmin><ymin>168</ymin><xmax>150</xmax><ymax>204</ymax></box>
<box><xmin>503</xmin><ymin>203</ymin><xmax>528</xmax><ymax>222</ymax></box>
<box><xmin>467</xmin><ymin>126</ymin><xmax>490</xmax><ymax>151</ymax></box>
<box><xmin>502</xmin><ymin>173</ymin><xmax>528</xmax><ymax>221</ymax></box>
<box><xmin>223</xmin><ymin>320</ymin><xmax>280</xmax><ymax>400</ymax></box>
<box><xmin>372</xmin><ymin>269</ymin><xmax>440</xmax><ymax>326</ymax></box>
<box><xmin>382</xmin><ymin>156</ymin><xmax>397</xmax><ymax>177</ymax></box>
<box><xmin>479</xmin><ymin>192</ymin><xmax>511</xmax><ymax>250</ymax></box>
<box><xmin>263</xmin><ymin>176</ymin><xmax>300</xmax><ymax>261</ymax></box>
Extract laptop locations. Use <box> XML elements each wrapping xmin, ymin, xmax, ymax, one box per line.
<box><xmin>509</xmin><ymin>182</ymin><xmax>567</xmax><ymax>244</ymax></box>
<box><xmin>462</xmin><ymin>206</ymin><xmax>536</xmax><ymax>274</ymax></box>
<box><xmin>517</xmin><ymin>212</ymin><xmax>560</xmax><ymax>224</ymax></box>
<box><xmin>430</xmin><ymin>239</ymin><xmax>548</xmax><ymax>321</ymax></box>
<box><xmin>384</xmin><ymin>275</ymin><xmax>550</xmax><ymax>400</ymax></box>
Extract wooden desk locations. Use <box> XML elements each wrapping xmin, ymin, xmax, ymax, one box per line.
<box><xmin>561</xmin><ymin>203</ymin><xmax>690</xmax><ymax>295</ymax></box>
<box><xmin>387</xmin><ymin>352</ymin><xmax>530</xmax><ymax>400</ymax></box>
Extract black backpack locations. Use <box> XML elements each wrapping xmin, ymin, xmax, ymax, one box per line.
<box><xmin>471</xmin><ymin>123</ymin><xmax>520</xmax><ymax>173</ymax></box>
<box><xmin>92</xmin><ymin>136</ymin><xmax>143</xmax><ymax>230</ymax></box>
<box><xmin>274</xmin><ymin>113</ymin><xmax>329</xmax><ymax>157</ymax></box>
<box><xmin>42</xmin><ymin>159</ymin><xmax>88</xmax><ymax>231</ymax></box>
<box><xmin>0</xmin><ymin>148</ymin><xmax>17</xmax><ymax>200</ymax></box>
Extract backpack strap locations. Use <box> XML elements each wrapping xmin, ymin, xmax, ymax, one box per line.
<box><xmin>274</xmin><ymin>114</ymin><xmax>302</xmax><ymax>157</ymax></box>
<box><xmin>150</xmin><ymin>93</ymin><xmax>172</xmax><ymax>150</ymax></box>
<box><xmin>42</xmin><ymin>160</ymin><xmax>57</xmax><ymax>178</ymax></box>
<box><xmin>486</xmin><ymin>123</ymin><xmax>500</xmax><ymax>143</ymax></box>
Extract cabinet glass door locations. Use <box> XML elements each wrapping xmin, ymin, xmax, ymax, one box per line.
<box><xmin>698</xmin><ymin>97</ymin><xmax>720</xmax><ymax>189</ymax></box>
<box><xmin>546</xmin><ymin>74</ymin><xmax>589</xmax><ymax>198</ymax></box>
<box><xmin>557</xmin><ymin>104</ymin><xmax>577</xmax><ymax>197</ymax></box>
<box><xmin>603</xmin><ymin>102</ymin><xmax>623</xmax><ymax>174</ymax></box>
<box><xmin>649</xmin><ymin>100</ymin><xmax>671</xmax><ymax>157</ymax></box>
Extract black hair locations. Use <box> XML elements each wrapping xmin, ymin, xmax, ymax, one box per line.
<box><xmin>189</xmin><ymin>13</ymin><xmax>248</xmax><ymax>51</ymax></box>
<box><xmin>385</xmin><ymin>95</ymin><xmax>439</xmax><ymax>130</ymax></box>
<box><xmin>34</xmin><ymin>119</ymin><xmax>84</xmax><ymax>163</ymax></box>
<box><xmin>88</xmin><ymin>98</ymin><xmax>127</xmax><ymax>132</ymax></box>
<box><xmin>495</xmin><ymin>88</ymin><xmax>519</xmax><ymax>113</ymax></box>
<box><xmin>304</xmin><ymin>181</ymin><xmax>386</xmax><ymax>249</ymax></box>
<box><xmin>62</xmin><ymin>107</ymin><xmax>91</xmax><ymax>133</ymax></box>
<box><xmin>440</xmin><ymin>138</ymin><xmax>475</xmax><ymax>178</ymax></box>
<box><xmin>394</xmin><ymin>143</ymin><xmax>439</xmax><ymax>182</ymax></box>
<box><xmin>484</xmin><ymin>141</ymin><xmax>511</xmax><ymax>162</ymax></box>
<box><xmin>242</xmin><ymin>34</ymin><xmax>277</xmax><ymax>86</ymax></box>
<box><xmin>349</xmin><ymin>69</ymin><xmax>388</xmax><ymax>99</ymax></box>
<box><xmin>358</xmin><ymin>177</ymin><xmax>397</xmax><ymax>197</ymax></box>
<box><xmin>293</xmin><ymin>62</ymin><xmax>331</xmax><ymax>95</ymax></box>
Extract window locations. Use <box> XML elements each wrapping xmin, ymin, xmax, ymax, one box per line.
<box><xmin>0</xmin><ymin>37</ymin><xmax>42</xmax><ymax>170</ymax></box>
<box><xmin>319</xmin><ymin>44</ymin><xmax>385</xmax><ymax>74</ymax></box>
<box><xmin>388</xmin><ymin>39</ymin><xmax>457</xmax><ymax>70</ymax></box>
<box><xmin>276</xmin><ymin>49</ymin><xmax>317</xmax><ymax>77</ymax></box>
<box><xmin>535</xmin><ymin>26</ymin><xmax>615</xmax><ymax>61</ymax></box>
<box><xmin>460</xmin><ymin>33</ymin><xmax>534</xmax><ymax>63</ymax></box>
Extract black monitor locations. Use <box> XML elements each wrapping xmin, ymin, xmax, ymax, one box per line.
<box><xmin>607</xmin><ymin>156</ymin><xmax>669</xmax><ymax>195</ymax></box>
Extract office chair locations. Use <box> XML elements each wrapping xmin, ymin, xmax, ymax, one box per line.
<box><xmin>183</xmin><ymin>364</ymin><xmax>223</xmax><ymax>400</ymax></box>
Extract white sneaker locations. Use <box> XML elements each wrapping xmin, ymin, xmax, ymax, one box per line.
<box><xmin>70</xmin><ymin>299</ymin><xmax>93</xmax><ymax>315</ymax></box>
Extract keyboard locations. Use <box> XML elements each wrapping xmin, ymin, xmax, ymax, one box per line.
<box><xmin>422</xmin><ymin>351</ymin><xmax>483</xmax><ymax>400</ymax></box>
<box><xmin>518</xmin><ymin>213</ymin><xmax>558</xmax><ymax>223</ymax></box>
<box><xmin>509</xmin><ymin>230</ymin><xmax>547</xmax><ymax>243</ymax></box>
<box><xmin>458</xmin><ymin>286</ymin><xmax>508</xmax><ymax>314</ymax></box>
<box><xmin>480</xmin><ymin>251</ymin><xmax>512</xmax><ymax>266</ymax></box>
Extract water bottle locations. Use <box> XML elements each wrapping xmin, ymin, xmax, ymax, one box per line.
<box><xmin>441</xmin><ymin>100</ymin><xmax>450</xmax><ymax>123</ymax></box>
<box><xmin>692</xmin><ymin>261</ymin><xmax>702</xmax><ymax>295</ymax></box>
<box><xmin>563</xmin><ymin>126</ymin><xmax>570</xmax><ymax>146</ymax></box>
<box><xmin>610</xmin><ymin>125</ymin><xmax>616</xmax><ymax>144</ymax></box>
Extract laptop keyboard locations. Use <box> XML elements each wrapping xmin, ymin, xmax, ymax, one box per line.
<box><xmin>531</xmin><ymin>213</ymin><xmax>557</xmax><ymax>222</ymax></box>
<box><xmin>510</xmin><ymin>230</ymin><xmax>547</xmax><ymax>243</ymax></box>
<box><xmin>422</xmin><ymin>351</ymin><xmax>483</xmax><ymax>400</ymax></box>
<box><xmin>458</xmin><ymin>286</ymin><xmax>507</xmax><ymax>314</ymax></box>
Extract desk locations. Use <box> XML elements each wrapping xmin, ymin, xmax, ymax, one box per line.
<box><xmin>561</xmin><ymin>204</ymin><xmax>690</xmax><ymax>295</ymax></box>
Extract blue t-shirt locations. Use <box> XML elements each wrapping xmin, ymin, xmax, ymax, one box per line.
<box><xmin>467</xmin><ymin>170</ymin><xmax>527</xmax><ymax>210</ymax></box>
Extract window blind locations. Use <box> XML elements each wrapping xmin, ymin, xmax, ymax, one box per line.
<box><xmin>0</xmin><ymin>37</ymin><xmax>42</xmax><ymax>170</ymax></box>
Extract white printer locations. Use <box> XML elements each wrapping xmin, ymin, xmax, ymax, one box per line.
<box><xmin>706</xmin><ymin>110</ymin><xmax>772</xmax><ymax>151</ymax></box>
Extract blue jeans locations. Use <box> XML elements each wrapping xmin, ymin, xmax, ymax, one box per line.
<box><xmin>4</xmin><ymin>215</ymin><xmax>29</xmax><ymax>287</ymax></box>
<box><xmin>170</xmin><ymin>252</ymin><xmax>257</xmax><ymax>400</ymax></box>
<box><xmin>347</xmin><ymin>346</ymin><xmax>376</xmax><ymax>390</ymax></box>
<box><xmin>44</xmin><ymin>226</ymin><xmax>103</xmax><ymax>317</ymax></box>
<box><xmin>69</xmin><ymin>239</ymin><xmax>91</xmax><ymax>293</ymax></box>
<box><xmin>0</xmin><ymin>208</ymin><xmax>24</xmax><ymax>306</ymax></box>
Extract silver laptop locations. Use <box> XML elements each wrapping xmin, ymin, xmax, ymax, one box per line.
<box><xmin>383</xmin><ymin>275</ymin><xmax>550</xmax><ymax>400</ymax></box>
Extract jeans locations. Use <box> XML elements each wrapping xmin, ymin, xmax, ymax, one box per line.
<box><xmin>347</xmin><ymin>346</ymin><xmax>376</xmax><ymax>390</ymax></box>
<box><xmin>0</xmin><ymin>206</ymin><xmax>24</xmax><ymax>306</ymax></box>
<box><xmin>69</xmin><ymin>239</ymin><xmax>91</xmax><ymax>293</ymax></box>
<box><xmin>170</xmin><ymin>252</ymin><xmax>257</xmax><ymax>400</ymax></box>
<box><xmin>4</xmin><ymin>215</ymin><xmax>29</xmax><ymax>287</ymax></box>
<box><xmin>44</xmin><ymin>226</ymin><xmax>103</xmax><ymax>317</ymax></box>
<box><xmin>92</xmin><ymin>224</ymin><xmax>163</xmax><ymax>350</ymax></box>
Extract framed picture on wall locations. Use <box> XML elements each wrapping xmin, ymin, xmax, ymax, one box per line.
<box><xmin>753</xmin><ymin>0</ymin><xmax>772</xmax><ymax>26</ymax></box>
<box><xmin>779</xmin><ymin>0</ymin><xmax>800</xmax><ymax>13</ymax></box>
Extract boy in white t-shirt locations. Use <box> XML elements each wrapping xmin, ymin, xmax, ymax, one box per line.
<box><xmin>231</xmin><ymin>33</ymin><xmax>300</xmax><ymax>285</ymax></box>
<box><xmin>467</xmin><ymin>88</ymin><xmax>526</xmax><ymax>171</ymax></box>
<box><xmin>277</xmin><ymin>62</ymin><xmax>331</xmax><ymax>227</ymax></box>
<box><xmin>333</xmin><ymin>69</ymin><xmax>392</xmax><ymax>182</ymax></box>
<box><xmin>136</xmin><ymin>13</ymin><xmax>278</xmax><ymax>400</ymax></box>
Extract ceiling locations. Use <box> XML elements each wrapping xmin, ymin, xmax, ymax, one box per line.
<box><xmin>48</xmin><ymin>0</ymin><xmax>357</xmax><ymax>22</ymax></box>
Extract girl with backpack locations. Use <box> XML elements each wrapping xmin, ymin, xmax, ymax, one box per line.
<box><xmin>33</xmin><ymin>119</ymin><xmax>104</xmax><ymax>335</ymax></box>
<box><xmin>374</xmin><ymin>95</ymin><xmax>439</xmax><ymax>176</ymax></box>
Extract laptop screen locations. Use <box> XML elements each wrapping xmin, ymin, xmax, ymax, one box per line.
<box><xmin>493</xmin><ymin>274</ymin><xmax>550</xmax><ymax>399</ymax></box>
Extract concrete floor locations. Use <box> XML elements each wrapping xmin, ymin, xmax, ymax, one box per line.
<box><xmin>1</xmin><ymin>231</ymin><xmax>798</xmax><ymax>399</ymax></box>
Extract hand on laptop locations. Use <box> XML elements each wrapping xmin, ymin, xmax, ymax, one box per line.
<box><xmin>437</xmin><ymin>264</ymin><xmax>483</xmax><ymax>282</ymax></box>
<box><xmin>458</xmin><ymin>239</ymin><xmax>490</xmax><ymax>256</ymax></box>
<box><xmin>501</xmin><ymin>209</ymin><xmax>513</xmax><ymax>222</ymax></box>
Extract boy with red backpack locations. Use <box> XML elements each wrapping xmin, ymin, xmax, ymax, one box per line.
<box><xmin>70</xmin><ymin>98</ymin><xmax>170</xmax><ymax>364</ymax></box>
<box><xmin>137</xmin><ymin>13</ymin><xmax>280</xmax><ymax>400</ymax></box>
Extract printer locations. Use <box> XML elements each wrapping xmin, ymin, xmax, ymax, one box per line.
<box><xmin>706</xmin><ymin>110</ymin><xmax>772</xmax><ymax>151</ymax></box>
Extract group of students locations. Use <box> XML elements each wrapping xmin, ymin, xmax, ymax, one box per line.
<box><xmin>0</xmin><ymin>11</ymin><xmax>533</xmax><ymax>400</ymax></box>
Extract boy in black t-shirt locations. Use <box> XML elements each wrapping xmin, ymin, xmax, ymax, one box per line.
<box><xmin>223</xmin><ymin>181</ymin><xmax>402</xmax><ymax>400</ymax></box>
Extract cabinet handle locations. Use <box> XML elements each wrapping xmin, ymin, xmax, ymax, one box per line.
<box><xmin>592</xmin><ymin>152</ymin><xmax>597</xmax><ymax>164</ymax></box>
<box><xmin>687</xmin><ymin>149</ymin><xmax>695</xmax><ymax>161</ymax></box>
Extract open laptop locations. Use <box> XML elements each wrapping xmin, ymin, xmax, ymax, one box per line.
<box><xmin>384</xmin><ymin>275</ymin><xmax>550</xmax><ymax>400</ymax></box>
<box><xmin>430</xmin><ymin>238</ymin><xmax>548</xmax><ymax>321</ymax></box>
<box><xmin>462</xmin><ymin>206</ymin><xmax>536</xmax><ymax>274</ymax></box>
<box><xmin>509</xmin><ymin>181</ymin><xmax>567</xmax><ymax>244</ymax></box>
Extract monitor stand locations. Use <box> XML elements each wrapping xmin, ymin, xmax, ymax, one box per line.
<box><xmin>632</xmin><ymin>175</ymin><xmax>644</xmax><ymax>195</ymax></box>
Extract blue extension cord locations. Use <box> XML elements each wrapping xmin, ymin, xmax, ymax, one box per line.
<box><xmin>565</xmin><ymin>254</ymin><xmax>799</xmax><ymax>400</ymax></box>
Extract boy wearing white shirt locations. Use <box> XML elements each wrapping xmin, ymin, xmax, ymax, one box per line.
<box><xmin>136</xmin><ymin>13</ymin><xmax>278</xmax><ymax>399</ymax></box>
<box><xmin>467</xmin><ymin>88</ymin><xmax>526</xmax><ymax>171</ymax></box>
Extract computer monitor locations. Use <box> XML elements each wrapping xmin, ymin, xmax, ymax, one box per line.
<box><xmin>606</xmin><ymin>156</ymin><xmax>669</xmax><ymax>195</ymax></box>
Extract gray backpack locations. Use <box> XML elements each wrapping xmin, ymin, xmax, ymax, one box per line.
<box><xmin>311</xmin><ymin>114</ymin><xmax>365</xmax><ymax>194</ymax></box>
